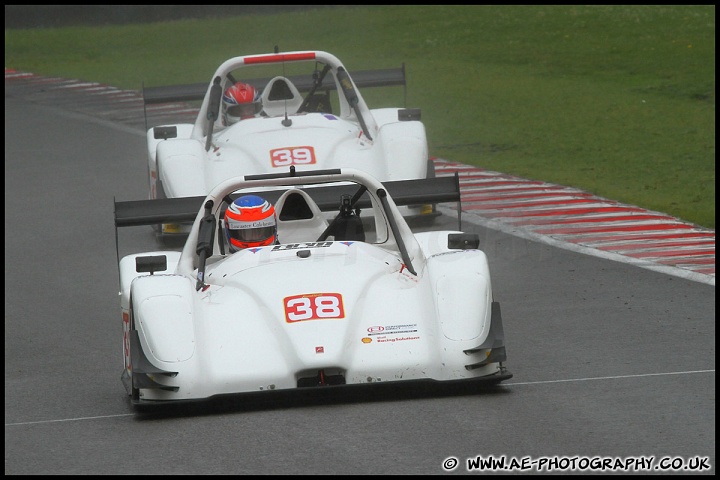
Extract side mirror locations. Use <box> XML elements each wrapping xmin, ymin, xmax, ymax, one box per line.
<box><xmin>135</xmin><ymin>255</ymin><xmax>167</xmax><ymax>274</ymax></box>
<box><xmin>153</xmin><ymin>126</ymin><xmax>178</xmax><ymax>140</ymax></box>
<box><xmin>448</xmin><ymin>233</ymin><xmax>479</xmax><ymax>250</ymax></box>
<box><xmin>398</xmin><ymin>108</ymin><xmax>421</xmax><ymax>121</ymax></box>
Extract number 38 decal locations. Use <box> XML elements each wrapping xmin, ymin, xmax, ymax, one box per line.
<box><xmin>284</xmin><ymin>293</ymin><xmax>344</xmax><ymax>323</ymax></box>
<box><xmin>270</xmin><ymin>146</ymin><xmax>316</xmax><ymax>167</ymax></box>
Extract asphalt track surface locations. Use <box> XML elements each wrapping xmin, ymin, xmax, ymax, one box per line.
<box><xmin>4</xmin><ymin>73</ymin><xmax>715</xmax><ymax>475</ymax></box>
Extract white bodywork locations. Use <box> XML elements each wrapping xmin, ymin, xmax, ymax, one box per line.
<box><xmin>146</xmin><ymin>51</ymin><xmax>431</xmax><ymax>235</ymax></box>
<box><xmin>117</xmin><ymin>169</ymin><xmax>509</xmax><ymax>406</ymax></box>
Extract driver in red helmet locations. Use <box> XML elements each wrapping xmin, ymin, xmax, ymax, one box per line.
<box><xmin>222</xmin><ymin>82</ymin><xmax>262</xmax><ymax>125</ymax></box>
<box><xmin>224</xmin><ymin>195</ymin><xmax>278</xmax><ymax>252</ymax></box>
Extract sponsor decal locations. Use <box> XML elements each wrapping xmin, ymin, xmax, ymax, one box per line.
<box><xmin>270</xmin><ymin>146</ymin><xmax>316</xmax><ymax>167</ymax></box>
<box><xmin>284</xmin><ymin>293</ymin><xmax>345</xmax><ymax>323</ymax></box>
<box><xmin>366</xmin><ymin>324</ymin><xmax>418</xmax><ymax>336</ymax></box>
<box><xmin>365</xmin><ymin>324</ymin><xmax>420</xmax><ymax>343</ymax></box>
<box><xmin>272</xmin><ymin>242</ymin><xmax>333</xmax><ymax>251</ymax></box>
<box><xmin>374</xmin><ymin>336</ymin><xmax>420</xmax><ymax>343</ymax></box>
<box><xmin>229</xmin><ymin>218</ymin><xmax>275</xmax><ymax>229</ymax></box>
<box><xmin>316</xmin><ymin>346</ymin><xmax>325</xmax><ymax>354</ymax></box>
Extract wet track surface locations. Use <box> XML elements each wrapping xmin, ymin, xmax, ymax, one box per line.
<box><xmin>5</xmin><ymin>68</ymin><xmax>714</xmax><ymax>285</ymax></box>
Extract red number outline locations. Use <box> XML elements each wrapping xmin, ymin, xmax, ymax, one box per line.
<box><xmin>284</xmin><ymin>293</ymin><xmax>344</xmax><ymax>323</ymax></box>
<box><xmin>270</xmin><ymin>146</ymin><xmax>317</xmax><ymax>168</ymax></box>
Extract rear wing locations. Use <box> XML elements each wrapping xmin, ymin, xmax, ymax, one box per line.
<box><xmin>142</xmin><ymin>64</ymin><xmax>407</xmax><ymax>106</ymax></box>
<box><xmin>115</xmin><ymin>173</ymin><xmax>461</xmax><ymax>229</ymax></box>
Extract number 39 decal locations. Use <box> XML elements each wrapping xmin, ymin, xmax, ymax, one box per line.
<box><xmin>284</xmin><ymin>293</ymin><xmax>344</xmax><ymax>323</ymax></box>
<box><xmin>270</xmin><ymin>146</ymin><xmax>316</xmax><ymax>167</ymax></box>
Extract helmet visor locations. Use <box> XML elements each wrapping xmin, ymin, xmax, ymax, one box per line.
<box><xmin>227</xmin><ymin>225</ymin><xmax>275</xmax><ymax>243</ymax></box>
<box><xmin>227</xmin><ymin>102</ymin><xmax>261</xmax><ymax>118</ymax></box>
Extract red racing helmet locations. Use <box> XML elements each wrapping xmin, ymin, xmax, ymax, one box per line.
<box><xmin>222</xmin><ymin>82</ymin><xmax>262</xmax><ymax>124</ymax></box>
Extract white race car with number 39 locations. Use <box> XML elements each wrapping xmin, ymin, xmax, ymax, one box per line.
<box><xmin>144</xmin><ymin>50</ymin><xmax>437</xmax><ymax>238</ymax></box>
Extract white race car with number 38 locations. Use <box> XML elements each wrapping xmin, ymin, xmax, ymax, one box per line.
<box><xmin>114</xmin><ymin>168</ymin><xmax>511</xmax><ymax>409</ymax></box>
